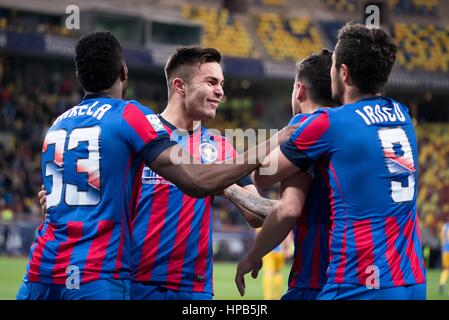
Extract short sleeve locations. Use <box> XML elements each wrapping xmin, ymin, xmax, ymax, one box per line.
<box><xmin>280</xmin><ymin>110</ymin><xmax>332</xmax><ymax>171</ymax></box>
<box><xmin>121</xmin><ymin>102</ymin><xmax>176</xmax><ymax>163</ymax></box>
<box><xmin>288</xmin><ymin>113</ymin><xmax>309</xmax><ymax>126</ymax></box>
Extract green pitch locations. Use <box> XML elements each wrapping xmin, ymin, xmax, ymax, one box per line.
<box><xmin>0</xmin><ymin>257</ymin><xmax>447</xmax><ymax>300</ymax></box>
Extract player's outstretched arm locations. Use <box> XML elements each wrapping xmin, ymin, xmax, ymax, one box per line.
<box><xmin>235</xmin><ymin>171</ymin><xmax>310</xmax><ymax>296</ymax></box>
<box><xmin>146</xmin><ymin>124</ymin><xmax>299</xmax><ymax>198</ymax></box>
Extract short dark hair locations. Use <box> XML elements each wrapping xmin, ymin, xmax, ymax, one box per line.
<box><xmin>164</xmin><ymin>46</ymin><xmax>222</xmax><ymax>94</ymax></box>
<box><xmin>75</xmin><ymin>32</ymin><xmax>124</xmax><ymax>92</ymax></box>
<box><xmin>335</xmin><ymin>23</ymin><xmax>397</xmax><ymax>94</ymax></box>
<box><xmin>295</xmin><ymin>49</ymin><xmax>334</xmax><ymax>106</ymax></box>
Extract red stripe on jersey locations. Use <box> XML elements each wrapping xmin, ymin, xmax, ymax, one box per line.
<box><xmin>325</xmin><ymin>160</ymin><xmax>347</xmax><ymax>284</ymax></box>
<box><xmin>114</xmin><ymin>210</ymin><xmax>126</xmax><ymax>280</ymax></box>
<box><xmin>334</xmin><ymin>225</ymin><xmax>347</xmax><ymax>283</ymax></box>
<box><xmin>309</xmin><ymin>222</ymin><xmax>322</xmax><ymax>289</ymax></box>
<box><xmin>293</xmin><ymin>112</ymin><xmax>330</xmax><ymax>151</ymax></box>
<box><xmin>165</xmin><ymin>195</ymin><xmax>196</xmax><ymax>289</ymax></box>
<box><xmin>190</xmin><ymin>130</ymin><xmax>200</xmax><ymax>158</ymax></box>
<box><xmin>353</xmin><ymin>219</ymin><xmax>375</xmax><ymax>285</ymax></box>
<box><xmin>215</xmin><ymin>135</ymin><xmax>236</xmax><ymax>160</ymax></box>
<box><xmin>415</xmin><ymin>213</ymin><xmax>422</xmax><ymax>243</ymax></box>
<box><xmin>83</xmin><ymin>220</ymin><xmax>115</xmax><ymax>282</ymax></box>
<box><xmin>193</xmin><ymin>197</ymin><xmax>212</xmax><ymax>292</ymax></box>
<box><xmin>123</xmin><ymin>103</ymin><xmax>158</xmax><ymax>145</ymax></box>
<box><xmin>52</xmin><ymin>222</ymin><xmax>84</xmax><ymax>284</ymax></box>
<box><xmin>28</xmin><ymin>223</ymin><xmax>55</xmax><ymax>282</ymax></box>
<box><xmin>288</xmin><ymin>211</ymin><xmax>308</xmax><ymax>288</ymax></box>
<box><xmin>316</xmin><ymin>159</ymin><xmax>337</xmax><ymax>272</ymax></box>
<box><xmin>403</xmin><ymin>212</ymin><xmax>425</xmax><ymax>283</ymax></box>
<box><xmin>385</xmin><ymin>216</ymin><xmax>406</xmax><ymax>286</ymax></box>
<box><xmin>135</xmin><ymin>184</ymin><xmax>170</xmax><ymax>281</ymax></box>
<box><xmin>114</xmin><ymin>155</ymin><xmax>134</xmax><ymax>279</ymax></box>
<box><xmin>130</xmin><ymin>163</ymin><xmax>144</xmax><ymax>229</ymax></box>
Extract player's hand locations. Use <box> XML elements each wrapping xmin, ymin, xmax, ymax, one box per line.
<box><xmin>38</xmin><ymin>185</ymin><xmax>47</xmax><ymax>219</ymax></box>
<box><xmin>235</xmin><ymin>254</ymin><xmax>263</xmax><ymax>297</ymax></box>
<box><xmin>275</xmin><ymin>123</ymin><xmax>300</xmax><ymax>145</ymax></box>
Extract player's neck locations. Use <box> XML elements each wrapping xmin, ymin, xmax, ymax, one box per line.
<box><xmin>343</xmin><ymin>87</ymin><xmax>382</xmax><ymax>104</ymax></box>
<box><xmin>300</xmin><ymin>100</ymin><xmax>320</xmax><ymax>114</ymax></box>
<box><xmin>86</xmin><ymin>82</ymin><xmax>123</xmax><ymax>100</ymax></box>
<box><xmin>161</xmin><ymin>102</ymin><xmax>201</xmax><ymax>131</ymax></box>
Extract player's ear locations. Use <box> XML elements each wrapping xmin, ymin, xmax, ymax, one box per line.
<box><xmin>340</xmin><ymin>64</ymin><xmax>350</xmax><ymax>84</ymax></box>
<box><xmin>297</xmin><ymin>82</ymin><xmax>306</xmax><ymax>101</ymax></box>
<box><xmin>173</xmin><ymin>78</ymin><xmax>186</xmax><ymax>96</ymax></box>
<box><xmin>120</xmin><ymin>64</ymin><xmax>128</xmax><ymax>82</ymax></box>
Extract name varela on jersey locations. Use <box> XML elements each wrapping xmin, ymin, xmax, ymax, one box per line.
<box><xmin>53</xmin><ymin>101</ymin><xmax>111</xmax><ymax>125</ymax></box>
<box><xmin>355</xmin><ymin>102</ymin><xmax>406</xmax><ymax>126</ymax></box>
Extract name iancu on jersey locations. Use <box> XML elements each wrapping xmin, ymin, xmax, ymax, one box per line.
<box><xmin>355</xmin><ymin>102</ymin><xmax>406</xmax><ymax>126</ymax></box>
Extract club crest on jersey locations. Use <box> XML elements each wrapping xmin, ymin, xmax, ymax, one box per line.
<box><xmin>146</xmin><ymin>114</ymin><xmax>165</xmax><ymax>132</ymax></box>
<box><xmin>200</xmin><ymin>142</ymin><xmax>217</xmax><ymax>163</ymax></box>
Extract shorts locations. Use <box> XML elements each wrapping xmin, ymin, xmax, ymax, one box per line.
<box><xmin>281</xmin><ymin>287</ymin><xmax>322</xmax><ymax>300</ymax></box>
<box><xmin>16</xmin><ymin>279</ymin><xmax>130</xmax><ymax>300</ymax></box>
<box><xmin>130</xmin><ymin>281</ymin><xmax>212</xmax><ymax>300</ymax></box>
<box><xmin>318</xmin><ymin>283</ymin><xmax>426</xmax><ymax>300</ymax></box>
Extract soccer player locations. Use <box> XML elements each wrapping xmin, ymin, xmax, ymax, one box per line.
<box><xmin>439</xmin><ymin>222</ymin><xmax>449</xmax><ymax>294</ymax></box>
<box><xmin>236</xmin><ymin>23</ymin><xmax>426</xmax><ymax>300</ymax></box>
<box><xmin>18</xmin><ymin>32</ymin><xmax>292</xmax><ymax>300</ymax></box>
<box><xmin>129</xmin><ymin>47</ymin><xmax>262</xmax><ymax>300</ymax></box>
<box><xmin>226</xmin><ymin>50</ymin><xmax>334</xmax><ymax>300</ymax></box>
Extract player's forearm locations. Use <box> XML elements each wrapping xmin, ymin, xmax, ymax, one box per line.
<box><xmin>247</xmin><ymin>205</ymin><xmax>297</xmax><ymax>262</ymax></box>
<box><xmin>183</xmin><ymin>163</ymin><xmax>259</xmax><ymax>198</ymax></box>
<box><xmin>231</xmin><ymin>202</ymin><xmax>265</xmax><ymax>228</ymax></box>
<box><xmin>252</xmin><ymin>168</ymin><xmax>279</xmax><ymax>188</ymax></box>
<box><xmin>223</xmin><ymin>184</ymin><xmax>277</xmax><ymax>220</ymax></box>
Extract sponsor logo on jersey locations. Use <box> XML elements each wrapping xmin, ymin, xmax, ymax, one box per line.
<box><xmin>146</xmin><ymin>114</ymin><xmax>165</xmax><ymax>132</ymax></box>
<box><xmin>142</xmin><ymin>166</ymin><xmax>173</xmax><ymax>185</ymax></box>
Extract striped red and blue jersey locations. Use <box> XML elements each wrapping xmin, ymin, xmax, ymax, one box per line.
<box><xmin>442</xmin><ymin>223</ymin><xmax>449</xmax><ymax>253</ymax></box>
<box><xmin>286</xmin><ymin>113</ymin><xmax>332</xmax><ymax>290</ymax></box>
<box><xmin>281</xmin><ymin>97</ymin><xmax>426</xmax><ymax>288</ymax></box>
<box><xmin>131</xmin><ymin>116</ymin><xmax>236</xmax><ymax>294</ymax></box>
<box><xmin>26</xmin><ymin>94</ymin><xmax>175</xmax><ymax>285</ymax></box>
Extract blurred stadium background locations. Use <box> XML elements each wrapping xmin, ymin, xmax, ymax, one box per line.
<box><xmin>0</xmin><ymin>0</ymin><xmax>448</xmax><ymax>299</ymax></box>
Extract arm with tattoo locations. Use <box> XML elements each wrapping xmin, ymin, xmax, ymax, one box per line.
<box><xmin>223</xmin><ymin>184</ymin><xmax>278</xmax><ymax>221</ymax></box>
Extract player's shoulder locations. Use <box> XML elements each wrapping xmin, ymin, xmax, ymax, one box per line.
<box><xmin>304</xmin><ymin>107</ymin><xmax>335</xmax><ymax>124</ymax></box>
<box><xmin>123</xmin><ymin>99</ymin><xmax>156</xmax><ymax>113</ymax></box>
<box><xmin>288</xmin><ymin>113</ymin><xmax>310</xmax><ymax>125</ymax></box>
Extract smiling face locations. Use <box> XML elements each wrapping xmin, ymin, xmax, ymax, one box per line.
<box><xmin>183</xmin><ymin>62</ymin><xmax>224</xmax><ymax>121</ymax></box>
